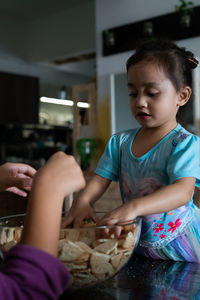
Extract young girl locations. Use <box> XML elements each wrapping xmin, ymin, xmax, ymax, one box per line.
<box><xmin>64</xmin><ymin>39</ymin><xmax>200</xmax><ymax>263</ymax></box>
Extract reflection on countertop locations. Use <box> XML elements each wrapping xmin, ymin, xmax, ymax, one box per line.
<box><xmin>60</xmin><ymin>254</ymin><xmax>200</xmax><ymax>300</ymax></box>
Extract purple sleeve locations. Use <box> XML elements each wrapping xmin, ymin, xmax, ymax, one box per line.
<box><xmin>0</xmin><ymin>244</ymin><xmax>71</xmax><ymax>300</ymax></box>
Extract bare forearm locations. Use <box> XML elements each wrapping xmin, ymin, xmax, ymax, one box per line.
<box><xmin>132</xmin><ymin>178</ymin><xmax>195</xmax><ymax>217</ymax></box>
<box><xmin>74</xmin><ymin>174</ymin><xmax>111</xmax><ymax>205</ymax></box>
<box><xmin>21</xmin><ymin>179</ymin><xmax>64</xmax><ymax>257</ymax></box>
<box><xmin>20</xmin><ymin>152</ymin><xmax>85</xmax><ymax>256</ymax></box>
<box><xmin>98</xmin><ymin>177</ymin><xmax>196</xmax><ymax>226</ymax></box>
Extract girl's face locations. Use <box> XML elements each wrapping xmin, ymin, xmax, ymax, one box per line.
<box><xmin>127</xmin><ymin>61</ymin><xmax>188</xmax><ymax>129</ymax></box>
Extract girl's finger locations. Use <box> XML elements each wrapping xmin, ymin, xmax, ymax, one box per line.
<box><xmin>61</xmin><ymin>216</ymin><xmax>74</xmax><ymax>228</ymax></box>
<box><xmin>91</xmin><ymin>211</ymin><xmax>99</xmax><ymax>223</ymax></box>
<box><xmin>113</xmin><ymin>226</ymin><xmax>122</xmax><ymax>238</ymax></box>
<box><xmin>73</xmin><ymin>218</ymin><xmax>84</xmax><ymax>228</ymax></box>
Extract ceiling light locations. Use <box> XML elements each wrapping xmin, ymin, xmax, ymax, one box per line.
<box><xmin>77</xmin><ymin>102</ymin><xmax>90</xmax><ymax>108</ymax></box>
<box><xmin>40</xmin><ymin>97</ymin><xmax>90</xmax><ymax>108</ymax></box>
<box><xmin>40</xmin><ymin>97</ymin><xmax>73</xmax><ymax>106</ymax></box>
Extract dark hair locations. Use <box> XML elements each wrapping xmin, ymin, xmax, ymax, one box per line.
<box><xmin>126</xmin><ymin>39</ymin><xmax>198</xmax><ymax>91</ymax></box>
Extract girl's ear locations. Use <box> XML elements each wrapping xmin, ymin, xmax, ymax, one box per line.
<box><xmin>178</xmin><ymin>86</ymin><xmax>192</xmax><ymax>107</ymax></box>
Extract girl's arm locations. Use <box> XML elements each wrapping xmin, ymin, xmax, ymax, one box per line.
<box><xmin>97</xmin><ymin>177</ymin><xmax>195</xmax><ymax>225</ymax></box>
<box><xmin>62</xmin><ymin>174</ymin><xmax>111</xmax><ymax>228</ymax></box>
<box><xmin>20</xmin><ymin>152</ymin><xmax>85</xmax><ymax>256</ymax></box>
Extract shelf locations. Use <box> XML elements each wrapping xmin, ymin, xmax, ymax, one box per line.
<box><xmin>103</xmin><ymin>6</ymin><xmax>200</xmax><ymax>56</ymax></box>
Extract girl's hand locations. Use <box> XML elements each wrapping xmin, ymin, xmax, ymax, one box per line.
<box><xmin>62</xmin><ymin>201</ymin><xmax>99</xmax><ymax>228</ymax></box>
<box><xmin>97</xmin><ymin>201</ymin><xmax>137</xmax><ymax>226</ymax></box>
<box><xmin>0</xmin><ymin>162</ymin><xmax>36</xmax><ymax>197</ymax></box>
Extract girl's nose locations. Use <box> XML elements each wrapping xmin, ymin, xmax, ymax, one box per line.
<box><xmin>136</xmin><ymin>95</ymin><xmax>147</xmax><ymax>108</ymax></box>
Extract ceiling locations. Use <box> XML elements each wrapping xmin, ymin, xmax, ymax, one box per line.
<box><xmin>0</xmin><ymin>0</ymin><xmax>87</xmax><ymax>21</ymax></box>
<box><xmin>0</xmin><ymin>0</ymin><xmax>96</xmax><ymax>78</ymax></box>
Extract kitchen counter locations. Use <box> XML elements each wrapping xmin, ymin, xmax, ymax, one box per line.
<box><xmin>60</xmin><ymin>254</ymin><xmax>200</xmax><ymax>300</ymax></box>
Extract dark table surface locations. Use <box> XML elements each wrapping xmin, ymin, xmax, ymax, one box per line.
<box><xmin>60</xmin><ymin>254</ymin><xmax>200</xmax><ymax>300</ymax></box>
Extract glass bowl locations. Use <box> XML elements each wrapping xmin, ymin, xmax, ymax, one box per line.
<box><xmin>0</xmin><ymin>212</ymin><xmax>141</xmax><ymax>289</ymax></box>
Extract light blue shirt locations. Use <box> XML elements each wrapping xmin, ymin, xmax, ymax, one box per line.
<box><xmin>95</xmin><ymin>124</ymin><xmax>200</xmax><ymax>249</ymax></box>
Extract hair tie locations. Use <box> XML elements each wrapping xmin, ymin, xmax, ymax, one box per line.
<box><xmin>188</xmin><ymin>57</ymin><xmax>199</xmax><ymax>67</ymax></box>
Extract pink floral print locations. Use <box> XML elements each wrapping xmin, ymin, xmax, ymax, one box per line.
<box><xmin>153</xmin><ymin>222</ymin><xmax>164</xmax><ymax>233</ymax></box>
<box><xmin>167</xmin><ymin>219</ymin><xmax>182</xmax><ymax>233</ymax></box>
<box><xmin>159</xmin><ymin>234</ymin><xmax>166</xmax><ymax>239</ymax></box>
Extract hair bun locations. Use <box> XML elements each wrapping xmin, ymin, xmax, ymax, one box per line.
<box><xmin>188</xmin><ymin>57</ymin><xmax>199</xmax><ymax>69</ymax></box>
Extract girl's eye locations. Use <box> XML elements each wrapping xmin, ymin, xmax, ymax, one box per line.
<box><xmin>129</xmin><ymin>93</ymin><xmax>137</xmax><ymax>98</ymax></box>
<box><xmin>147</xmin><ymin>92</ymin><xmax>158</xmax><ymax>97</ymax></box>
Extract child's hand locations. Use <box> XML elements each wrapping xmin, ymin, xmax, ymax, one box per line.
<box><xmin>62</xmin><ymin>202</ymin><xmax>99</xmax><ymax>228</ymax></box>
<box><xmin>97</xmin><ymin>201</ymin><xmax>137</xmax><ymax>226</ymax></box>
<box><xmin>0</xmin><ymin>162</ymin><xmax>36</xmax><ymax>197</ymax></box>
<box><xmin>21</xmin><ymin>152</ymin><xmax>85</xmax><ymax>257</ymax></box>
<box><xmin>35</xmin><ymin>152</ymin><xmax>85</xmax><ymax>198</ymax></box>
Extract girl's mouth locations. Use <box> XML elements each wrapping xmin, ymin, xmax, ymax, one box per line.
<box><xmin>137</xmin><ymin>112</ymin><xmax>151</xmax><ymax>119</ymax></box>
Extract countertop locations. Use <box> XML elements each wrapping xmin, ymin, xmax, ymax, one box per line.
<box><xmin>60</xmin><ymin>254</ymin><xmax>200</xmax><ymax>300</ymax></box>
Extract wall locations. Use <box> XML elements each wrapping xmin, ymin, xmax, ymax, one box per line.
<box><xmin>113</xmin><ymin>73</ymin><xmax>139</xmax><ymax>134</ymax></box>
<box><xmin>95</xmin><ymin>0</ymin><xmax>200</xmax><ymax>153</ymax></box>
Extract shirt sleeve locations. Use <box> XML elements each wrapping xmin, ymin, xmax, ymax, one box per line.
<box><xmin>95</xmin><ymin>133</ymin><xmax>120</xmax><ymax>181</ymax></box>
<box><xmin>167</xmin><ymin>134</ymin><xmax>200</xmax><ymax>187</ymax></box>
<box><xmin>0</xmin><ymin>244</ymin><xmax>70</xmax><ymax>300</ymax></box>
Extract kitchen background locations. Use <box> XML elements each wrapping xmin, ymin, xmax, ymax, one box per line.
<box><xmin>0</xmin><ymin>0</ymin><xmax>200</xmax><ymax>216</ymax></box>
<box><xmin>0</xmin><ymin>0</ymin><xmax>200</xmax><ymax>169</ymax></box>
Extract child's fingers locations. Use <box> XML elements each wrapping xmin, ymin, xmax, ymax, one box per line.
<box><xmin>95</xmin><ymin>227</ymin><xmax>110</xmax><ymax>239</ymax></box>
<box><xmin>113</xmin><ymin>226</ymin><xmax>122</xmax><ymax>238</ymax></box>
<box><xmin>97</xmin><ymin>217</ymin><xmax>118</xmax><ymax>227</ymax></box>
<box><xmin>91</xmin><ymin>211</ymin><xmax>99</xmax><ymax>223</ymax></box>
<box><xmin>6</xmin><ymin>187</ymin><xmax>28</xmax><ymax>197</ymax></box>
<box><xmin>61</xmin><ymin>215</ymin><xmax>74</xmax><ymax>228</ymax></box>
<box><xmin>73</xmin><ymin>218</ymin><xmax>84</xmax><ymax>228</ymax></box>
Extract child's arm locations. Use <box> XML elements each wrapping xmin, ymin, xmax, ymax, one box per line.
<box><xmin>97</xmin><ymin>177</ymin><xmax>195</xmax><ymax>225</ymax></box>
<box><xmin>0</xmin><ymin>152</ymin><xmax>85</xmax><ymax>299</ymax></box>
<box><xmin>62</xmin><ymin>174</ymin><xmax>111</xmax><ymax>228</ymax></box>
<box><xmin>20</xmin><ymin>151</ymin><xmax>85</xmax><ymax>256</ymax></box>
<box><xmin>0</xmin><ymin>162</ymin><xmax>36</xmax><ymax>197</ymax></box>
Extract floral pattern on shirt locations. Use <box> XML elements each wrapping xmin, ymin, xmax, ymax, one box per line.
<box><xmin>168</xmin><ymin>219</ymin><xmax>182</xmax><ymax>233</ymax></box>
<box><xmin>152</xmin><ymin>218</ymin><xmax>182</xmax><ymax>239</ymax></box>
<box><xmin>153</xmin><ymin>223</ymin><xmax>164</xmax><ymax>233</ymax></box>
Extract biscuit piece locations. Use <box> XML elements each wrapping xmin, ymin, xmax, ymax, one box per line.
<box><xmin>60</xmin><ymin>229</ymin><xmax>80</xmax><ymax>242</ymax></box>
<box><xmin>2</xmin><ymin>240</ymin><xmax>17</xmax><ymax>252</ymax></box>
<box><xmin>92</xmin><ymin>238</ymin><xmax>110</xmax><ymax>248</ymax></box>
<box><xmin>14</xmin><ymin>227</ymin><xmax>22</xmax><ymax>242</ymax></box>
<box><xmin>110</xmin><ymin>253</ymin><xmax>123</xmax><ymax>269</ymax></box>
<box><xmin>117</xmin><ymin>254</ymin><xmax>129</xmax><ymax>270</ymax></box>
<box><xmin>59</xmin><ymin>241</ymin><xmax>84</xmax><ymax>261</ymax></box>
<box><xmin>121</xmin><ymin>231</ymin><xmax>135</xmax><ymax>249</ymax></box>
<box><xmin>94</xmin><ymin>239</ymin><xmax>118</xmax><ymax>255</ymax></box>
<box><xmin>76</xmin><ymin>241</ymin><xmax>93</xmax><ymax>254</ymax></box>
<box><xmin>79</xmin><ymin>228</ymin><xmax>95</xmax><ymax>245</ymax></box>
<box><xmin>64</xmin><ymin>262</ymin><xmax>88</xmax><ymax>271</ymax></box>
<box><xmin>90</xmin><ymin>252</ymin><xmax>114</xmax><ymax>276</ymax></box>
